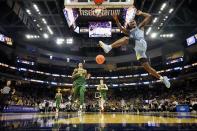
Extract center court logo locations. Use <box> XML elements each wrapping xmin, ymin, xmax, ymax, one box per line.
<box><xmin>79</xmin><ymin>8</ymin><xmax>121</xmax><ymax>17</ymax></box>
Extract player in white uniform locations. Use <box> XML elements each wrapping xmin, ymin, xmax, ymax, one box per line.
<box><xmin>99</xmin><ymin>10</ymin><xmax>170</xmax><ymax>88</ymax></box>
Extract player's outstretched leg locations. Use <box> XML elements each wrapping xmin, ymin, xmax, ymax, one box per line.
<box><xmin>99</xmin><ymin>36</ymin><xmax>129</xmax><ymax>53</ymax></box>
<box><xmin>99</xmin><ymin>41</ymin><xmax>112</xmax><ymax>53</ymax></box>
<box><xmin>141</xmin><ymin>60</ymin><xmax>170</xmax><ymax>88</ymax></box>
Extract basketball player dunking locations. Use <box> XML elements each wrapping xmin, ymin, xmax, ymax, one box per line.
<box><xmin>99</xmin><ymin>10</ymin><xmax>170</xmax><ymax>88</ymax></box>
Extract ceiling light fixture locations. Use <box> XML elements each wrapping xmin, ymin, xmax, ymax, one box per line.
<box><xmin>146</xmin><ymin>27</ymin><xmax>152</xmax><ymax>35</ymax></box>
<box><xmin>56</xmin><ymin>38</ymin><xmax>65</xmax><ymax>45</ymax></box>
<box><xmin>169</xmin><ymin>8</ymin><xmax>174</xmax><ymax>13</ymax></box>
<box><xmin>26</xmin><ymin>34</ymin><xmax>31</xmax><ymax>39</ymax></box>
<box><xmin>47</xmin><ymin>26</ymin><xmax>53</xmax><ymax>35</ymax></box>
<box><xmin>160</xmin><ymin>3</ymin><xmax>167</xmax><ymax>11</ymax></box>
<box><xmin>42</xmin><ymin>18</ymin><xmax>47</xmax><ymax>24</ymax></box>
<box><xmin>33</xmin><ymin>4</ymin><xmax>40</xmax><ymax>12</ymax></box>
<box><xmin>153</xmin><ymin>17</ymin><xmax>158</xmax><ymax>23</ymax></box>
<box><xmin>66</xmin><ymin>38</ymin><xmax>73</xmax><ymax>44</ymax></box>
<box><xmin>151</xmin><ymin>32</ymin><xmax>157</xmax><ymax>38</ymax></box>
<box><xmin>26</xmin><ymin>9</ymin><xmax>31</xmax><ymax>15</ymax></box>
<box><xmin>43</xmin><ymin>33</ymin><xmax>49</xmax><ymax>39</ymax></box>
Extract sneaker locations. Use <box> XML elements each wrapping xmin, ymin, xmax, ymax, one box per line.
<box><xmin>99</xmin><ymin>41</ymin><xmax>112</xmax><ymax>53</ymax></box>
<box><xmin>162</xmin><ymin>76</ymin><xmax>171</xmax><ymax>88</ymax></box>
<box><xmin>78</xmin><ymin>108</ymin><xmax>82</xmax><ymax>115</ymax></box>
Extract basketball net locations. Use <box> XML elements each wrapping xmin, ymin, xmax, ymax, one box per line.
<box><xmin>124</xmin><ymin>6</ymin><xmax>137</xmax><ymax>27</ymax></box>
<box><xmin>64</xmin><ymin>0</ymin><xmax>136</xmax><ymax>25</ymax></box>
<box><xmin>93</xmin><ymin>7</ymin><xmax>104</xmax><ymax>17</ymax></box>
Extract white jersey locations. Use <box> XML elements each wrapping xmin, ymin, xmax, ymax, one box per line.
<box><xmin>121</xmin><ymin>99</ymin><xmax>125</xmax><ymax>107</ymax></box>
<box><xmin>129</xmin><ymin>27</ymin><xmax>145</xmax><ymax>41</ymax></box>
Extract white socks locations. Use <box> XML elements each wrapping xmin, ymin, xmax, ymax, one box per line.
<box><xmin>159</xmin><ymin>76</ymin><xmax>164</xmax><ymax>80</ymax></box>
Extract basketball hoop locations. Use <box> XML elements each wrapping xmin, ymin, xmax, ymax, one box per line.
<box><xmin>93</xmin><ymin>0</ymin><xmax>104</xmax><ymax>16</ymax></box>
<box><xmin>64</xmin><ymin>0</ymin><xmax>134</xmax><ymax>8</ymax></box>
<box><xmin>94</xmin><ymin>8</ymin><xmax>102</xmax><ymax>16</ymax></box>
<box><xmin>94</xmin><ymin>0</ymin><xmax>104</xmax><ymax>6</ymax></box>
<box><xmin>93</xmin><ymin>7</ymin><xmax>104</xmax><ymax>17</ymax></box>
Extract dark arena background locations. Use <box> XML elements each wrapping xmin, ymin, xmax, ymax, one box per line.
<box><xmin>0</xmin><ymin>0</ymin><xmax>197</xmax><ymax>130</ymax></box>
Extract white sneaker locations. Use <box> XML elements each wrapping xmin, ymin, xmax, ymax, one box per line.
<box><xmin>78</xmin><ymin>108</ymin><xmax>82</xmax><ymax>115</ymax></box>
<box><xmin>99</xmin><ymin>41</ymin><xmax>112</xmax><ymax>53</ymax></box>
<box><xmin>162</xmin><ymin>76</ymin><xmax>171</xmax><ymax>88</ymax></box>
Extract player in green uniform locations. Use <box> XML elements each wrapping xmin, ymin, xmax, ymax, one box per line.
<box><xmin>97</xmin><ymin>79</ymin><xmax>108</xmax><ymax>112</ymax></box>
<box><xmin>72</xmin><ymin>63</ymin><xmax>91</xmax><ymax>112</ymax></box>
<box><xmin>55</xmin><ymin>89</ymin><xmax>62</xmax><ymax>113</ymax></box>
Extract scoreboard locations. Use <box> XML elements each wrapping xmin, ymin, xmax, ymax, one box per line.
<box><xmin>0</xmin><ymin>33</ymin><xmax>13</xmax><ymax>46</ymax></box>
<box><xmin>186</xmin><ymin>33</ymin><xmax>197</xmax><ymax>46</ymax></box>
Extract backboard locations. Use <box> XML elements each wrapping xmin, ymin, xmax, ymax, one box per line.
<box><xmin>64</xmin><ymin>0</ymin><xmax>134</xmax><ymax>8</ymax></box>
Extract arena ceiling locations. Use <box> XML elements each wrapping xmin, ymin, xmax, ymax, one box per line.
<box><xmin>0</xmin><ymin>0</ymin><xmax>197</xmax><ymax>57</ymax></box>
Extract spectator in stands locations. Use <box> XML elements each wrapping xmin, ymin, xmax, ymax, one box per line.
<box><xmin>0</xmin><ymin>80</ymin><xmax>15</xmax><ymax>112</ymax></box>
<box><xmin>121</xmin><ymin>98</ymin><xmax>126</xmax><ymax>112</ymax></box>
<box><xmin>17</xmin><ymin>97</ymin><xmax>23</xmax><ymax>105</ymax></box>
<box><xmin>45</xmin><ymin>100</ymin><xmax>49</xmax><ymax>113</ymax></box>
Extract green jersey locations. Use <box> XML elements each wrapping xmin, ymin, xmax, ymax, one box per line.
<box><xmin>55</xmin><ymin>93</ymin><xmax>62</xmax><ymax>102</ymax></box>
<box><xmin>73</xmin><ymin>68</ymin><xmax>87</xmax><ymax>86</ymax></box>
<box><xmin>72</xmin><ymin>68</ymin><xmax>87</xmax><ymax>105</ymax></box>
<box><xmin>98</xmin><ymin>84</ymin><xmax>107</xmax><ymax>92</ymax></box>
<box><xmin>98</xmin><ymin>84</ymin><xmax>107</xmax><ymax>100</ymax></box>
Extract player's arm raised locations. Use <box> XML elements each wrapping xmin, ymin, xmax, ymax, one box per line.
<box><xmin>113</xmin><ymin>15</ymin><xmax>129</xmax><ymax>35</ymax></box>
<box><xmin>137</xmin><ymin>10</ymin><xmax>152</xmax><ymax>30</ymax></box>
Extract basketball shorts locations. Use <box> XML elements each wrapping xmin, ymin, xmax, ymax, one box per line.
<box><xmin>134</xmin><ymin>39</ymin><xmax>147</xmax><ymax>60</ymax></box>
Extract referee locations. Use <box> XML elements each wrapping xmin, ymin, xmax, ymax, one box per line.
<box><xmin>0</xmin><ymin>80</ymin><xmax>15</xmax><ymax>112</ymax></box>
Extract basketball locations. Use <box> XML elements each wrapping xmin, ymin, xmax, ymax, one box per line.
<box><xmin>96</xmin><ymin>55</ymin><xmax>105</xmax><ymax>64</ymax></box>
<box><xmin>94</xmin><ymin>0</ymin><xmax>104</xmax><ymax>5</ymax></box>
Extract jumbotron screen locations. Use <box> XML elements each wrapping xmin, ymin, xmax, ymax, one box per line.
<box><xmin>89</xmin><ymin>21</ymin><xmax>112</xmax><ymax>37</ymax></box>
<box><xmin>0</xmin><ymin>33</ymin><xmax>13</xmax><ymax>46</ymax></box>
<box><xmin>186</xmin><ymin>34</ymin><xmax>197</xmax><ymax>46</ymax></box>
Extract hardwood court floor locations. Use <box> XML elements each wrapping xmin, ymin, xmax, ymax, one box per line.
<box><xmin>0</xmin><ymin>112</ymin><xmax>197</xmax><ymax>130</ymax></box>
